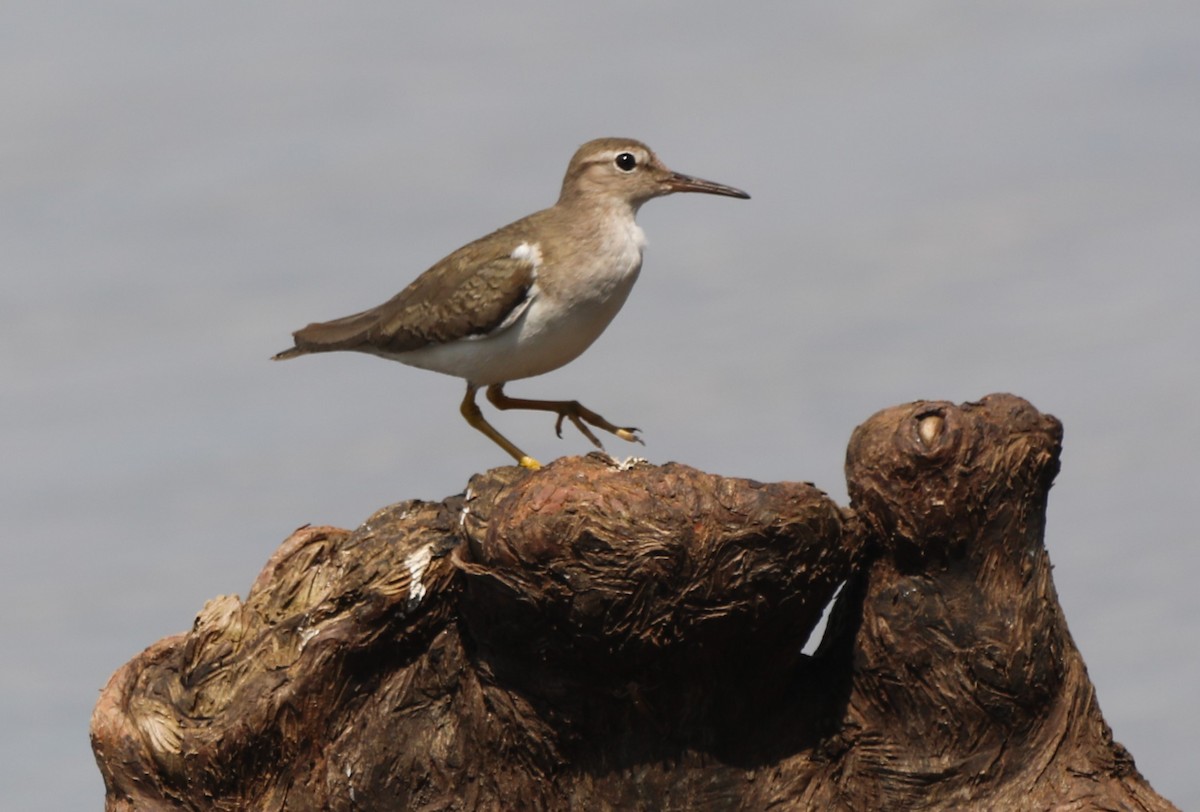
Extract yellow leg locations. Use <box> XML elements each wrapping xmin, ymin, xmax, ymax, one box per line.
<box><xmin>460</xmin><ymin>385</ymin><xmax>541</xmax><ymax>469</ymax></box>
<box><xmin>485</xmin><ymin>383</ymin><xmax>643</xmax><ymax>450</ymax></box>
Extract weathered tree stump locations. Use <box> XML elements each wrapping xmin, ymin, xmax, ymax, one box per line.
<box><xmin>90</xmin><ymin>394</ymin><xmax>1177</xmax><ymax>810</ymax></box>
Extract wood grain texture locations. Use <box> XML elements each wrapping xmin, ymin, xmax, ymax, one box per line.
<box><xmin>90</xmin><ymin>394</ymin><xmax>1178</xmax><ymax>810</ymax></box>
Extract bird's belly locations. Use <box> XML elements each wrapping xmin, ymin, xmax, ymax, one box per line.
<box><xmin>393</xmin><ymin>264</ymin><xmax>639</xmax><ymax>386</ymax></box>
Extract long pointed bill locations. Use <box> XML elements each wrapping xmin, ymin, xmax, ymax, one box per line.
<box><xmin>664</xmin><ymin>172</ymin><xmax>750</xmax><ymax>199</ymax></box>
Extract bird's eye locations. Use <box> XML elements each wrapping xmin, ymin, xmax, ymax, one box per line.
<box><xmin>614</xmin><ymin>152</ymin><xmax>638</xmax><ymax>172</ymax></box>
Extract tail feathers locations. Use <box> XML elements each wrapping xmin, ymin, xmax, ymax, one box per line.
<box><xmin>271</xmin><ymin>346</ymin><xmax>308</xmax><ymax>361</ymax></box>
<box><xmin>272</xmin><ymin>309</ymin><xmax>383</xmax><ymax>361</ymax></box>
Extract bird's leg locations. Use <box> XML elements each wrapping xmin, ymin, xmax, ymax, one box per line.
<box><xmin>460</xmin><ymin>384</ymin><xmax>542</xmax><ymax>470</ymax></box>
<box><xmin>485</xmin><ymin>384</ymin><xmax>643</xmax><ymax>450</ymax></box>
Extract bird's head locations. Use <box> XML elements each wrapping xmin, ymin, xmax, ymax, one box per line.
<box><xmin>558</xmin><ymin>137</ymin><xmax>749</xmax><ymax>212</ymax></box>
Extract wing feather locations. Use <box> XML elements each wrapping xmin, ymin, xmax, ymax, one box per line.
<box><xmin>275</xmin><ymin>240</ymin><xmax>537</xmax><ymax>359</ymax></box>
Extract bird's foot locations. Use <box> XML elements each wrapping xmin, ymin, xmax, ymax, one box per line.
<box><xmin>552</xmin><ymin>405</ymin><xmax>643</xmax><ymax>450</ymax></box>
<box><xmin>484</xmin><ymin>385</ymin><xmax>644</xmax><ymax>454</ymax></box>
<box><xmin>518</xmin><ymin>455</ymin><xmax>543</xmax><ymax>470</ymax></box>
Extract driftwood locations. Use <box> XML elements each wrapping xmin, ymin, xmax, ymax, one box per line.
<box><xmin>91</xmin><ymin>393</ymin><xmax>1177</xmax><ymax>810</ymax></box>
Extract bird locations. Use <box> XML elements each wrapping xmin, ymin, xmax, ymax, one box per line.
<box><xmin>273</xmin><ymin>137</ymin><xmax>749</xmax><ymax>469</ymax></box>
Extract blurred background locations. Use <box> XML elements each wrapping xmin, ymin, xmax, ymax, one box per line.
<box><xmin>4</xmin><ymin>2</ymin><xmax>1197</xmax><ymax>807</ymax></box>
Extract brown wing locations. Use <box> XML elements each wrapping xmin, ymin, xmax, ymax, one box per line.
<box><xmin>274</xmin><ymin>239</ymin><xmax>536</xmax><ymax>360</ymax></box>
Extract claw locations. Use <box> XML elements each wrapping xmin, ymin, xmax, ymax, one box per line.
<box><xmin>615</xmin><ymin>427</ymin><xmax>643</xmax><ymax>445</ymax></box>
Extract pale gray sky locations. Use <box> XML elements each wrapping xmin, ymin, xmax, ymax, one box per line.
<box><xmin>4</xmin><ymin>3</ymin><xmax>1198</xmax><ymax>807</ymax></box>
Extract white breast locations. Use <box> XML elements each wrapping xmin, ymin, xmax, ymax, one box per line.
<box><xmin>396</xmin><ymin>214</ymin><xmax>647</xmax><ymax>386</ymax></box>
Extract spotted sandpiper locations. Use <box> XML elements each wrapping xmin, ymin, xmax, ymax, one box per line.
<box><xmin>273</xmin><ymin>137</ymin><xmax>749</xmax><ymax>469</ymax></box>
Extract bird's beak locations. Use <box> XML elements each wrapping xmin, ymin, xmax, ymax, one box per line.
<box><xmin>663</xmin><ymin>172</ymin><xmax>750</xmax><ymax>199</ymax></box>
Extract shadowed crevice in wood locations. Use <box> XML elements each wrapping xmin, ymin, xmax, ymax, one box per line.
<box><xmin>90</xmin><ymin>394</ymin><xmax>1177</xmax><ymax>810</ymax></box>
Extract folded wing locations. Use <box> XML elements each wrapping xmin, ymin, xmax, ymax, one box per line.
<box><xmin>273</xmin><ymin>251</ymin><xmax>536</xmax><ymax>360</ymax></box>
